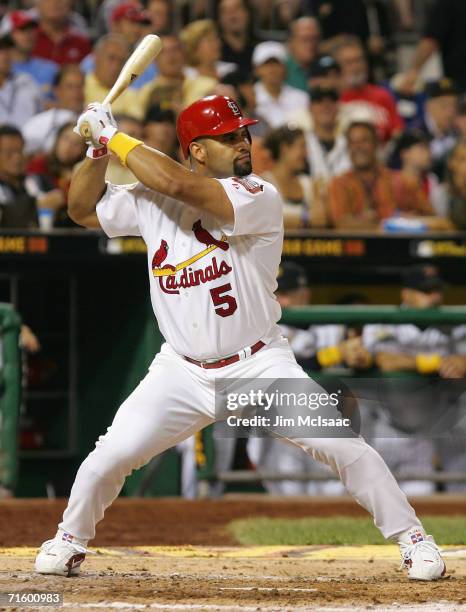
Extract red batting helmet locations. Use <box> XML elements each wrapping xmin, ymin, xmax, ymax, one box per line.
<box><xmin>176</xmin><ymin>95</ymin><xmax>258</xmax><ymax>159</ymax></box>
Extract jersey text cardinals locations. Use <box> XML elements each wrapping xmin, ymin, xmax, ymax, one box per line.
<box><xmin>96</xmin><ymin>174</ymin><xmax>284</xmax><ymax>360</ymax></box>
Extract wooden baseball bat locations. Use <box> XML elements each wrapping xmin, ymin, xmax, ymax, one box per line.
<box><xmin>80</xmin><ymin>34</ymin><xmax>163</xmax><ymax>140</ymax></box>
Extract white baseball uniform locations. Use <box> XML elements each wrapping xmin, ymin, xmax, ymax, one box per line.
<box><xmin>58</xmin><ymin>174</ymin><xmax>421</xmax><ymax>542</ymax></box>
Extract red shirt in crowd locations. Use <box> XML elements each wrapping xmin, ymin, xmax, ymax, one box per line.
<box><xmin>33</xmin><ymin>26</ymin><xmax>91</xmax><ymax>65</ymax></box>
<box><xmin>340</xmin><ymin>84</ymin><xmax>404</xmax><ymax>142</ymax></box>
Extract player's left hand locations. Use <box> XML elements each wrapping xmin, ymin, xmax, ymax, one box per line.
<box><xmin>74</xmin><ymin>102</ymin><xmax>118</xmax><ymax>148</ymax></box>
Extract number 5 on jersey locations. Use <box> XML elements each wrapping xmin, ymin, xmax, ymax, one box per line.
<box><xmin>210</xmin><ymin>283</ymin><xmax>238</xmax><ymax>317</ymax></box>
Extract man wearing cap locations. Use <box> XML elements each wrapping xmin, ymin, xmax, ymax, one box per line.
<box><xmin>285</xmin><ymin>17</ymin><xmax>321</xmax><ymax>92</ymax></box>
<box><xmin>305</xmin><ymin>86</ymin><xmax>350</xmax><ymax>180</ymax></box>
<box><xmin>5</xmin><ymin>10</ymin><xmax>58</xmax><ymax>94</ymax></box>
<box><xmin>35</xmin><ymin>94</ymin><xmax>446</xmax><ymax>582</ymax></box>
<box><xmin>413</xmin><ymin>80</ymin><xmax>459</xmax><ymax>181</ymax></box>
<box><xmin>0</xmin><ymin>34</ymin><xmax>42</xmax><ymax>128</ymax></box>
<box><xmin>308</xmin><ymin>54</ymin><xmax>341</xmax><ymax>91</ymax></box>
<box><xmin>363</xmin><ymin>264</ymin><xmax>466</xmax><ymax>494</ymax></box>
<box><xmin>253</xmin><ymin>41</ymin><xmax>309</xmax><ymax>128</ymax></box>
<box><xmin>80</xmin><ymin>2</ymin><xmax>157</xmax><ymax>90</ymax></box>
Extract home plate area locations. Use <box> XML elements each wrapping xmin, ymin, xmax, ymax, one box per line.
<box><xmin>0</xmin><ymin>545</ymin><xmax>465</xmax><ymax>611</ymax></box>
<box><xmin>0</xmin><ymin>498</ymin><xmax>465</xmax><ymax>611</ymax></box>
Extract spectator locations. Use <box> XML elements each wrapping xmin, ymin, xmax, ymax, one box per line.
<box><xmin>140</xmin><ymin>34</ymin><xmax>214</xmax><ymax>113</ymax></box>
<box><xmin>393</xmin><ymin>129</ymin><xmax>448</xmax><ymax>219</ymax></box>
<box><xmin>22</xmin><ymin>64</ymin><xmax>84</xmax><ymax>156</ymax></box>
<box><xmin>334</xmin><ymin>36</ymin><xmax>403</xmax><ymax>142</ymax></box>
<box><xmin>306</xmin><ymin>85</ymin><xmax>350</xmax><ymax>180</ymax></box>
<box><xmin>145</xmin><ymin>0</ymin><xmax>172</xmax><ymax>35</ymax></box>
<box><xmin>434</xmin><ymin>140</ymin><xmax>466</xmax><ymax>230</ymax></box>
<box><xmin>85</xmin><ymin>34</ymin><xmax>144</xmax><ymax>120</ymax></box>
<box><xmin>0</xmin><ymin>125</ymin><xmax>37</xmax><ymax>228</ymax></box>
<box><xmin>263</xmin><ymin>126</ymin><xmax>328</xmax><ymax>228</ymax></box>
<box><xmin>399</xmin><ymin>0</ymin><xmax>466</xmax><ymax>94</ymax></box>
<box><xmin>6</xmin><ymin>10</ymin><xmax>58</xmax><ymax>97</ymax></box>
<box><xmin>414</xmin><ymin>79</ymin><xmax>459</xmax><ymax>181</ymax></box>
<box><xmin>253</xmin><ymin>41</ymin><xmax>309</xmax><ymax>128</ymax></box>
<box><xmin>363</xmin><ymin>264</ymin><xmax>466</xmax><ymax>494</ymax></box>
<box><xmin>0</xmin><ymin>35</ymin><xmax>42</xmax><ymax>129</ymax></box>
<box><xmin>180</xmin><ymin>19</ymin><xmax>234</xmax><ymax>81</ymax></box>
<box><xmin>81</xmin><ymin>2</ymin><xmax>156</xmax><ymax>90</ymax></box>
<box><xmin>308</xmin><ymin>53</ymin><xmax>341</xmax><ymax>91</ymax></box>
<box><xmin>26</xmin><ymin>122</ymin><xmax>86</xmax><ymax>227</ymax></box>
<box><xmin>143</xmin><ymin>105</ymin><xmax>178</xmax><ymax>159</ymax></box>
<box><xmin>32</xmin><ymin>0</ymin><xmax>91</xmax><ymax>65</ymax></box>
<box><xmin>217</xmin><ymin>0</ymin><xmax>255</xmax><ymax>75</ymax></box>
<box><xmin>328</xmin><ymin>121</ymin><xmax>443</xmax><ymax>230</ymax></box>
<box><xmin>455</xmin><ymin>98</ymin><xmax>466</xmax><ymax>139</ymax></box>
<box><xmin>110</xmin><ymin>2</ymin><xmax>147</xmax><ymax>47</ymax></box>
<box><xmin>286</xmin><ymin>16</ymin><xmax>321</xmax><ymax>92</ymax></box>
<box><xmin>317</xmin><ymin>0</ymin><xmax>391</xmax><ymax>75</ymax></box>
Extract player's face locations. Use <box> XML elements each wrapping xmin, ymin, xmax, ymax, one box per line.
<box><xmin>198</xmin><ymin>127</ymin><xmax>253</xmax><ymax>178</ymax></box>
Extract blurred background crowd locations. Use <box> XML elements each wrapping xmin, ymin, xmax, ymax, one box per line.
<box><xmin>0</xmin><ymin>0</ymin><xmax>466</xmax><ymax>232</ymax></box>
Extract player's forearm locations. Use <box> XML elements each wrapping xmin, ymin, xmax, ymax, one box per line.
<box><xmin>125</xmin><ymin>144</ymin><xmax>233</xmax><ymax>224</ymax></box>
<box><xmin>68</xmin><ymin>157</ymin><xmax>108</xmax><ymax>224</ymax></box>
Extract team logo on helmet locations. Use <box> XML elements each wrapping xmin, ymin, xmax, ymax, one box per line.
<box><xmin>227</xmin><ymin>100</ymin><xmax>241</xmax><ymax>116</ymax></box>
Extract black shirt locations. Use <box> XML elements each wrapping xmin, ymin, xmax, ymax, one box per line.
<box><xmin>424</xmin><ymin>0</ymin><xmax>466</xmax><ymax>92</ymax></box>
<box><xmin>0</xmin><ymin>178</ymin><xmax>38</xmax><ymax>229</ymax></box>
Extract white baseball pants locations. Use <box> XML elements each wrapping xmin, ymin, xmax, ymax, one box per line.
<box><xmin>59</xmin><ymin>337</ymin><xmax>421</xmax><ymax>542</ymax></box>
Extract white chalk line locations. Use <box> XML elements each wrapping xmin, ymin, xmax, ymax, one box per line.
<box><xmin>58</xmin><ymin>603</ymin><xmax>466</xmax><ymax>612</ymax></box>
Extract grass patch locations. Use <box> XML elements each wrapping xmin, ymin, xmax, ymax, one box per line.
<box><xmin>228</xmin><ymin>516</ymin><xmax>466</xmax><ymax>546</ymax></box>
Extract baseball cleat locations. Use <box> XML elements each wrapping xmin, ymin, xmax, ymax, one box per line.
<box><xmin>398</xmin><ymin>528</ymin><xmax>446</xmax><ymax>580</ymax></box>
<box><xmin>35</xmin><ymin>534</ymin><xmax>88</xmax><ymax>577</ymax></box>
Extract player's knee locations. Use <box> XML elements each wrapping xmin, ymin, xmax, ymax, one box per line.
<box><xmin>84</xmin><ymin>445</ymin><xmax>148</xmax><ymax>480</ymax></box>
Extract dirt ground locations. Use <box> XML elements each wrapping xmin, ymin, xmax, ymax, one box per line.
<box><xmin>0</xmin><ymin>496</ymin><xmax>464</xmax><ymax>611</ymax></box>
<box><xmin>0</xmin><ymin>495</ymin><xmax>464</xmax><ymax>547</ymax></box>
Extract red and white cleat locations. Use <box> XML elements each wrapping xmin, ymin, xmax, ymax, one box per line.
<box><xmin>35</xmin><ymin>533</ymin><xmax>88</xmax><ymax>577</ymax></box>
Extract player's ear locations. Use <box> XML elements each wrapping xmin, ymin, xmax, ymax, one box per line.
<box><xmin>189</xmin><ymin>141</ymin><xmax>207</xmax><ymax>165</ymax></box>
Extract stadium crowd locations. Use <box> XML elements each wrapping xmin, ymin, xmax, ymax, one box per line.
<box><xmin>0</xmin><ymin>0</ymin><xmax>466</xmax><ymax>232</ymax></box>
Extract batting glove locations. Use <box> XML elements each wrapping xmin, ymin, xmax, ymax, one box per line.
<box><xmin>74</xmin><ymin>102</ymin><xmax>118</xmax><ymax>155</ymax></box>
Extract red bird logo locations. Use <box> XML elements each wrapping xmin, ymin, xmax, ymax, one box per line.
<box><xmin>192</xmin><ymin>220</ymin><xmax>229</xmax><ymax>251</ymax></box>
<box><xmin>152</xmin><ymin>239</ymin><xmax>169</xmax><ymax>268</ymax></box>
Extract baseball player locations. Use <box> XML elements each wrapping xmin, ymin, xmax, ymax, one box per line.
<box><xmin>35</xmin><ymin>95</ymin><xmax>444</xmax><ymax>580</ymax></box>
<box><xmin>363</xmin><ymin>265</ymin><xmax>466</xmax><ymax>495</ymax></box>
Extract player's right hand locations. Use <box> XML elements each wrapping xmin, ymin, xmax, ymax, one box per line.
<box><xmin>74</xmin><ymin>103</ymin><xmax>118</xmax><ymax>150</ymax></box>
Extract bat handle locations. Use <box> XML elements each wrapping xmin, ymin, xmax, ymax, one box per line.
<box><xmin>79</xmin><ymin>120</ymin><xmax>93</xmax><ymax>140</ymax></box>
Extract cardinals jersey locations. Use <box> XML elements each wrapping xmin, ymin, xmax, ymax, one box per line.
<box><xmin>96</xmin><ymin>174</ymin><xmax>284</xmax><ymax>360</ymax></box>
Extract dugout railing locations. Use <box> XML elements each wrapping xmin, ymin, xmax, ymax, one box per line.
<box><xmin>200</xmin><ymin>305</ymin><xmax>466</xmax><ymax>489</ymax></box>
<box><xmin>0</xmin><ymin>304</ymin><xmax>21</xmax><ymax>492</ymax></box>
